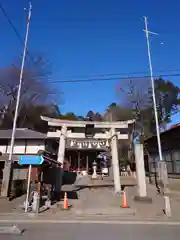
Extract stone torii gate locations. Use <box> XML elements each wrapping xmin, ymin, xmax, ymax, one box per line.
<box><xmin>41</xmin><ymin>116</ymin><xmax>135</xmax><ymax>194</ymax></box>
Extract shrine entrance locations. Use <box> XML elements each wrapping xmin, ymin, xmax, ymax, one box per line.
<box><xmin>41</xmin><ymin>116</ymin><xmax>134</xmax><ymax>193</ymax></box>
<box><xmin>65</xmin><ymin>138</ymin><xmax>110</xmax><ymax>174</ymax></box>
<box><xmin>65</xmin><ymin>150</ymin><xmax>103</xmax><ymax>174</ymax></box>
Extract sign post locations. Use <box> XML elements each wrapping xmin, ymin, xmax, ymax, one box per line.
<box><xmin>25</xmin><ymin>164</ymin><xmax>32</xmax><ymax>213</ymax></box>
<box><xmin>18</xmin><ymin>155</ymin><xmax>44</xmax><ymax>213</ymax></box>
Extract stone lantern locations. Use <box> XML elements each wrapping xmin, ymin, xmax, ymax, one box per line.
<box><xmin>92</xmin><ymin>160</ymin><xmax>98</xmax><ymax>179</ymax></box>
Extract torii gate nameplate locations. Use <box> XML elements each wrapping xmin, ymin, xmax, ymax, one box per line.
<box><xmin>66</xmin><ymin>138</ymin><xmax>109</xmax><ymax>150</ymax></box>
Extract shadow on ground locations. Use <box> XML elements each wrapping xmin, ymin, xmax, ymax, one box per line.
<box><xmin>62</xmin><ymin>172</ymin><xmax>77</xmax><ymax>185</ymax></box>
<box><xmin>74</xmin><ymin>184</ymin><xmax>135</xmax><ymax>191</ymax></box>
<box><xmin>60</xmin><ymin>191</ymin><xmax>78</xmax><ymax>200</ymax></box>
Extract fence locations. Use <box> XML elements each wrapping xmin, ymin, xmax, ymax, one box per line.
<box><xmin>149</xmin><ymin>149</ymin><xmax>180</xmax><ymax>175</ymax></box>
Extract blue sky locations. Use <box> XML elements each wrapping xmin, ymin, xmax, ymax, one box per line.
<box><xmin>1</xmin><ymin>0</ymin><xmax>180</xmax><ymax>124</ymax></box>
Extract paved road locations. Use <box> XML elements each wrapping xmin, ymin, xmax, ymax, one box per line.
<box><xmin>1</xmin><ymin>222</ymin><xmax>180</xmax><ymax>239</ymax></box>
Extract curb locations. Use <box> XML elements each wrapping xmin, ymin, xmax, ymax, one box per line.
<box><xmin>0</xmin><ymin>219</ymin><xmax>180</xmax><ymax>225</ymax></box>
<box><xmin>0</xmin><ymin>212</ymin><xmax>180</xmax><ymax>222</ymax></box>
<box><xmin>0</xmin><ymin>209</ymin><xmax>180</xmax><ymax>222</ymax></box>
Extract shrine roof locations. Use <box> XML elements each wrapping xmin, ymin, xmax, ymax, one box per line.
<box><xmin>0</xmin><ymin>128</ymin><xmax>46</xmax><ymax>140</ymax></box>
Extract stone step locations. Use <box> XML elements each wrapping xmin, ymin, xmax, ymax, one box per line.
<box><xmin>73</xmin><ymin>207</ymin><xmax>136</xmax><ymax>216</ymax></box>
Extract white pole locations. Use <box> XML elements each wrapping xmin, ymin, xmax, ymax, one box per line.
<box><xmin>144</xmin><ymin>16</ymin><xmax>163</xmax><ymax>162</ymax></box>
<box><xmin>1</xmin><ymin>3</ymin><xmax>32</xmax><ymax>197</ymax></box>
<box><xmin>144</xmin><ymin>16</ymin><xmax>168</xmax><ymax>192</ymax></box>
<box><xmin>25</xmin><ymin>164</ymin><xmax>32</xmax><ymax>213</ymax></box>
<box><xmin>9</xmin><ymin>2</ymin><xmax>32</xmax><ymax>164</ymax></box>
<box><xmin>164</xmin><ymin>195</ymin><xmax>171</xmax><ymax>217</ymax></box>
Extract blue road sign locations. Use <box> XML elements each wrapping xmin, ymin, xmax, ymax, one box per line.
<box><xmin>18</xmin><ymin>155</ymin><xmax>44</xmax><ymax>165</ymax></box>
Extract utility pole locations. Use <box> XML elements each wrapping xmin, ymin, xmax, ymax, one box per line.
<box><xmin>144</xmin><ymin>16</ymin><xmax>168</xmax><ymax>193</ymax></box>
<box><xmin>1</xmin><ymin>2</ymin><xmax>32</xmax><ymax>197</ymax></box>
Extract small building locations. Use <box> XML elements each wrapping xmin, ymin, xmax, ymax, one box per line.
<box><xmin>145</xmin><ymin>124</ymin><xmax>180</xmax><ymax>175</ymax></box>
<box><xmin>0</xmin><ymin>128</ymin><xmax>46</xmax><ymax>156</ymax></box>
<box><xmin>0</xmin><ymin>128</ymin><xmax>46</xmax><ymax>191</ymax></box>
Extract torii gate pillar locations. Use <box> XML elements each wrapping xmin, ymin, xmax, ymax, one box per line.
<box><xmin>111</xmin><ymin>128</ymin><xmax>121</xmax><ymax>194</ymax></box>
<box><xmin>134</xmin><ymin>143</ymin><xmax>152</xmax><ymax>203</ymax></box>
<box><xmin>57</xmin><ymin>124</ymin><xmax>67</xmax><ymax>165</ymax></box>
<box><xmin>54</xmin><ymin>124</ymin><xmax>67</xmax><ymax>195</ymax></box>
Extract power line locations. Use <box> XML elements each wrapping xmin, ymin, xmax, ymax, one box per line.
<box><xmin>57</xmin><ymin>68</ymin><xmax>180</xmax><ymax>79</ymax></box>
<box><xmin>43</xmin><ymin>72</ymin><xmax>180</xmax><ymax>84</ymax></box>
<box><xmin>1</xmin><ymin>3</ymin><xmax>180</xmax><ymax>86</ymax></box>
<box><xmin>0</xmin><ymin>3</ymin><xmax>35</xmax><ymax>64</ymax></box>
<box><xmin>0</xmin><ymin>3</ymin><xmax>24</xmax><ymax>45</ymax></box>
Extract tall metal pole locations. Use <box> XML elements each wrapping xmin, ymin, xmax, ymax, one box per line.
<box><xmin>1</xmin><ymin>3</ymin><xmax>32</xmax><ymax>197</ymax></box>
<box><xmin>144</xmin><ymin>16</ymin><xmax>163</xmax><ymax>162</ymax></box>
<box><xmin>144</xmin><ymin>16</ymin><xmax>168</xmax><ymax>192</ymax></box>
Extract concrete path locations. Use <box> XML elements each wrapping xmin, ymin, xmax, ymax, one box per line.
<box><xmin>58</xmin><ymin>177</ymin><xmax>137</xmax><ymax>217</ymax></box>
<box><xmin>1</xmin><ymin>175</ymin><xmax>180</xmax><ymax>221</ymax></box>
<box><xmin>0</xmin><ymin>195</ymin><xmax>25</xmax><ymax>213</ymax></box>
<box><xmin>39</xmin><ymin>176</ymin><xmax>180</xmax><ymax>219</ymax></box>
<box><xmin>126</xmin><ymin>183</ymin><xmax>180</xmax><ymax>219</ymax></box>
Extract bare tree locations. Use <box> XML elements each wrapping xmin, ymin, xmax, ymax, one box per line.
<box><xmin>0</xmin><ymin>55</ymin><xmax>61</xmax><ymax>128</ymax></box>
<box><xmin>118</xmin><ymin>78</ymin><xmax>153</xmax><ymax>137</ymax></box>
